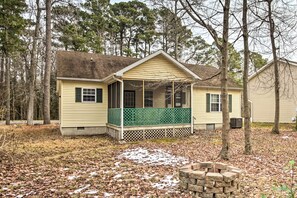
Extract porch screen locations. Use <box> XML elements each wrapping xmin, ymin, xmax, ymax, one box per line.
<box><xmin>144</xmin><ymin>91</ymin><xmax>153</xmax><ymax>107</ymax></box>
<box><xmin>108</xmin><ymin>82</ymin><xmax>121</xmax><ymax>108</ymax></box>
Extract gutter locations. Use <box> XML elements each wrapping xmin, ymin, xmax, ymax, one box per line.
<box><xmin>56</xmin><ymin>73</ymin><xmax>117</xmax><ymax>83</ymax></box>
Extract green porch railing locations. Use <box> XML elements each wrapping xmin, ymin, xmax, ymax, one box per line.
<box><xmin>108</xmin><ymin>108</ymin><xmax>191</xmax><ymax>126</ymax></box>
<box><xmin>108</xmin><ymin>108</ymin><xmax>121</xmax><ymax>126</ymax></box>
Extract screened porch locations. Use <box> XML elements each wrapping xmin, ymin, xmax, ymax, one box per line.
<box><xmin>107</xmin><ymin>80</ymin><xmax>192</xmax><ymax>127</ymax></box>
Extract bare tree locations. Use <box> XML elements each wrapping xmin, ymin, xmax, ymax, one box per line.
<box><xmin>43</xmin><ymin>0</ymin><xmax>51</xmax><ymax>124</ymax></box>
<box><xmin>27</xmin><ymin>0</ymin><xmax>41</xmax><ymax>125</ymax></box>
<box><xmin>266</xmin><ymin>0</ymin><xmax>280</xmax><ymax>134</ymax></box>
<box><xmin>242</xmin><ymin>0</ymin><xmax>252</xmax><ymax>153</ymax></box>
<box><xmin>179</xmin><ymin>0</ymin><xmax>231</xmax><ymax>160</ymax></box>
<box><xmin>5</xmin><ymin>58</ymin><xmax>10</xmax><ymax>125</ymax></box>
<box><xmin>249</xmin><ymin>0</ymin><xmax>297</xmax><ymax>133</ymax></box>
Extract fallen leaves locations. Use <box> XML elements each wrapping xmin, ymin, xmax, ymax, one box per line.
<box><xmin>0</xmin><ymin>125</ymin><xmax>297</xmax><ymax>197</ymax></box>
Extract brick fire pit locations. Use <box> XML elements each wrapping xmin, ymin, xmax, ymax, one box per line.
<box><xmin>179</xmin><ymin>162</ymin><xmax>242</xmax><ymax>198</ymax></box>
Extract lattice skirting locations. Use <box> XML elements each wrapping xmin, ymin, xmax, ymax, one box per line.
<box><xmin>106</xmin><ymin>125</ymin><xmax>191</xmax><ymax>142</ymax></box>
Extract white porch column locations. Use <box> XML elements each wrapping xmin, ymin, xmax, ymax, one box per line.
<box><xmin>190</xmin><ymin>83</ymin><xmax>194</xmax><ymax>134</ymax></box>
<box><xmin>172</xmin><ymin>81</ymin><xmax>175</xmax><ymax>107</ymax></box>
<box><xmin>120</xmin><ymin>80</ymin><xmax>124</xmax><ymax>140</ymax></box>
<box><xmin>142</xmin><ymin>80</ymin><xmax>145</xmax><ymax>108</ymax></box>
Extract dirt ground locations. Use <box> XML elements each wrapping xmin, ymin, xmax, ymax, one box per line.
<box><xmin>0</xmin><ymin>124</ymin><xmax>296</xmax><ymax>197</ymax></box>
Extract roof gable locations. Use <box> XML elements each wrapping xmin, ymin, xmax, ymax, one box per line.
<box><xmin>249</xmin><ymin>58</ymin><xmax>297</xmax><ymax>81</ymax></box>
<box><xmin>115</xmin><ymin>50</ymin><xmax>201</xmax><ymax>80</ymax></box>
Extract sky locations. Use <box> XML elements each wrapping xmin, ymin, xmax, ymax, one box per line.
<box><xmin>110</xmin><ymin>0</ymin><xmax>131</xmax><ymax>3</ymax></box>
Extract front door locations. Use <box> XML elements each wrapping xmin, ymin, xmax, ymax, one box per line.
<box><xmin>124</xmin><ymin>90</ymin><xmax>135</xmax><ymax>108</ymax></box>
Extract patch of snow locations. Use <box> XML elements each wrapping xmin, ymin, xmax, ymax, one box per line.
<box><xmin>2</xmin><ymin>187</ymin><xmax>9</xmax><ymax>191</ymax></box>
<box><xmin>118</xmin><ymin>147</ymin><xmax>189</xmax><ymax>166</ymax></box>
<box><xmin>104</xmin><ymin>192</ymin><xmax>114</xmax><ymax>197</ymax></box>
<box><xmin>113</xmin><ymin>174</ymin><xmax>122</xmax><ymax>179</ymax></box>
<box><xmin>67</xmin><ymin>175</ymin><xmax>79</xmax><ymax>180</ymax></box>
<box><xmin>16</xmin><ymin>195</ymin><xmax>24</xmax><ymax>198</ymax></box>
<box><xmin>73</xmin><ymin>184</ymin><xmax>91</xmax><ymax>194</ymax></box>
<box><xmin>63</xmin><ymin>168</ymin><xmax>70</xmax><ymax>171</ymax></box>
<box><xmin>140</xmin><ymin>173</ymin><xmax>158</xmax><ymax>180</ymax></box>
<box><xmin>115</xmin><ymin>161</ymin><xmax>121</xmax><ymax>167</ymax></box>
<box><xmin>84</xmin><ymin>189</ymin><xmax>98</xmax><ymax>195</ymax></box>
<box><xmin>281</xmin><ymin>136</ymin><xmax>290</xmax><ymax>139</ymax></box>
<box><xmin>152</xmin><ymin>175</ymin><xmax>179</xmax><ymax>190</ymax></box>
<box><xmin>90</xmin><ymin>172</ymin><xmax>98</xmax><ymax>177</ymax></box>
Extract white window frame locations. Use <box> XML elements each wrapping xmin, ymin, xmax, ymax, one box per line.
<box><xmin>82</xmin><ymin>88</ymin><xmax>96</xmax><ymax>103</ymax></box>
<box><xmin>210</xmin><ymin>94</ymin><xmax>221</xmax><ymax>112</ymax></box>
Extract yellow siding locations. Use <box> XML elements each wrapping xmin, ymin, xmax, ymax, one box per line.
<box><xmin>123</xmin><ymin>55</ymin><xmax>191</xmax><ymax>80</ymax></box>
<box><xmin>193</xmin><ymin>88</ymin><xmax>241</xmax><ymax>125</ymax></box>
<box><xmin>248</xmin><ymin>63</ymin><xmax>297</xmax><ymax>123</ymax></box>
<box><xmin>60</xmin><ymin>80</ymin><xmax>108</xmax><ymax>127</ymax></box>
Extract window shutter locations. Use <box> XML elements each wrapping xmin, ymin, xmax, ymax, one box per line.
<box><xmin>75</xmin><ymin>88</ymin><xmax>82</xmax><ymax>102</ymax></box>
<box><xmin>96</xmin><ymin>88</ymin><xmax>103</xmax><ymax>103</ymax></box>
<box><xmin>182</xmin><ymin>92</ymin><xmax>186</xmax><ymax>104</ymax></box>
<box><xmin>229</xmin><ymin>94</ymin><xmax>232</xmax><ymax>112</ymax></box>
<box><xmin>206</xmin><ymin>93</ymin><xmax>210</xmax><ymax>112</ymax></box>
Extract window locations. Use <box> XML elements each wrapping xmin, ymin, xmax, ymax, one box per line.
<box><xmin>175</xmin><ymin>91</ymin><xmax>182</xmax><ymax>107</ymax></box>
<box><xmin>165</xmin><ymin>86</ymin><xmax>186</xmax><ymax>107</ymax></box>
<box><xmin>83</xmin><ymin>88</ymin><xmax>96</xmax><ymax>102</ymax></box>
<box><xmin>124</xmin><ymin>91</ymin><xmax>135</xmax><ymax>108</ymax></box>
<box><xmin>145</xmin><ymin>91</ymin><xmax>153</xmax><ymax>107</ymax></box>
<box><xmin>206</xmin><ymin>93</ymin><xmax>232</xmax><ymax>112</ymax></box>
<box><xmin>75</xmin><ymin>87</ymin><xmax>102</xmax><ymax>103</ymax></box>
<box><xmin>210</xmin><ymin>94</ymin><xmax>221</xmax><ymax>112</ymax></box>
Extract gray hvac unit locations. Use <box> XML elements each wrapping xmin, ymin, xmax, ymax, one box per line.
<box><xmin>230</xmin><ymin>118</ymin><xmax>242</xmax><ymax>129</ymax></box>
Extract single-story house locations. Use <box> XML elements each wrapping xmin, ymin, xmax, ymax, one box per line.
<box><xmin>248</xmin><ymin>59</ymin><xmax>297</xmax><ymax>123</ymax></box>
<box><xmin>56</xmin><ymin>50</ymin><xmax>242</xmax><ymax>141</ymax></box>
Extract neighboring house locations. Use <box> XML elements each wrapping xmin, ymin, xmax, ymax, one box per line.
<box><xmin>248</xmin><ymin>59</ymin><xmax>297</xmax><ymax>123</ymax></box>
<box><xmin>56</xmin><ymin>50</ymin><xmax>242</xmax><ymax>141</ymax></box>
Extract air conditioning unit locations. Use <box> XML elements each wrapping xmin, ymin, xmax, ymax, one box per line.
<box><xmin>230</xmin><ymin>118</ymin><xmax>242</xmax><ymax>129</ymax></box>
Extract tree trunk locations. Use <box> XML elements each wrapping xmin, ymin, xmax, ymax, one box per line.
<box><xmin>219</xmin><ymin>0</ymin><xmax>231</xmax><ymax>160</ymax></box>
<box><xmin>267</xmin><ymin>0</ymin><xmax>280</xmax><ymax>134</ymax></box>
<box><xmin>242</xmin><ymin>0</ymin><xmax>252</xmax><ymax>154</ymax></box>
<box><xmin>120</xmin><ymin>30</ymin><xmax>123</xmax><ymax>56</ymax></box>
<box><xmin>43</xmin><ymin>0</ymin><xmax>51</xmax><ymax>124</ymax></box>
<box><xmin>174</xmin><ymin>0</ymin><xmax>178</xmax><ymax>60</ymax></box>
<box><xmin>27</xmin><ymin>0</ymin><xmax>41</xmax><ymax>125</ymax></box>
<box><xmin>0</xmin><ymin>54</ymin><xmax>3</xmax><ymax>85</ymax></box>
<box><xmin>5</xmin><ymin>57</ymin><xmax>10</xmax><ymax>125</ymax></box>
<box><xmin>11</xmin><ymin>74</ymin><xmax>15</xmax><ymax>121</ymax></box>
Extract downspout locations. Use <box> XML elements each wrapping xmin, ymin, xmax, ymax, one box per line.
<box><xmin>113</xmin><ymin>76</ymin><xmax>124</xmax><ymax>140</ymax></box>
<box><xmin>190</xmin><ymin>82</ymin><xmax>194</xmax><ymax>134</ymax></box>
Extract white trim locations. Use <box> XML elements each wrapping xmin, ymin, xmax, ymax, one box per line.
<box><xmin>190</xmin><ymin>83</ymin><xmax>194</xmax><ymax>134</ymax></box>
<box><xmin>57</xmin><ymin>74</ymin><xmax>116</xmax><ymax>83</ymax></box>
<box><xmin>210</xmin><ymin>94</ymin><xmax>222</xmax><ymax>112</ymax></box>
<box><xmin>82</xmin><ymin>88</ymin><xmax>96</xmax><ymax>103</ymax></box>
<box><xmin>248</xmin><ymin>59</ymin><xmax>274</xmax><ymax>81</ymax></box>
<box><xmin>248</xmin><ymin>58</ymin><xmax>297</xmax><ymax>81</ymax></box>
<box><xmin>113</xmin><ymin>76</ymin><xmax>124</xmax><ymax>140</ymax></box>
<box><xmin>57</xmin><ymin>77</ymin><xmax>103</xmax><ymax>82</ymax></box>
<box><xmin>115</xmin><ymin>50</ymin><xmax>201</xmax><ymax>80</ymax></box>
<box><xmin>194</xmin><ymin>85</ymin><xmax>242</xmax><ymax>90</ymax></box>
